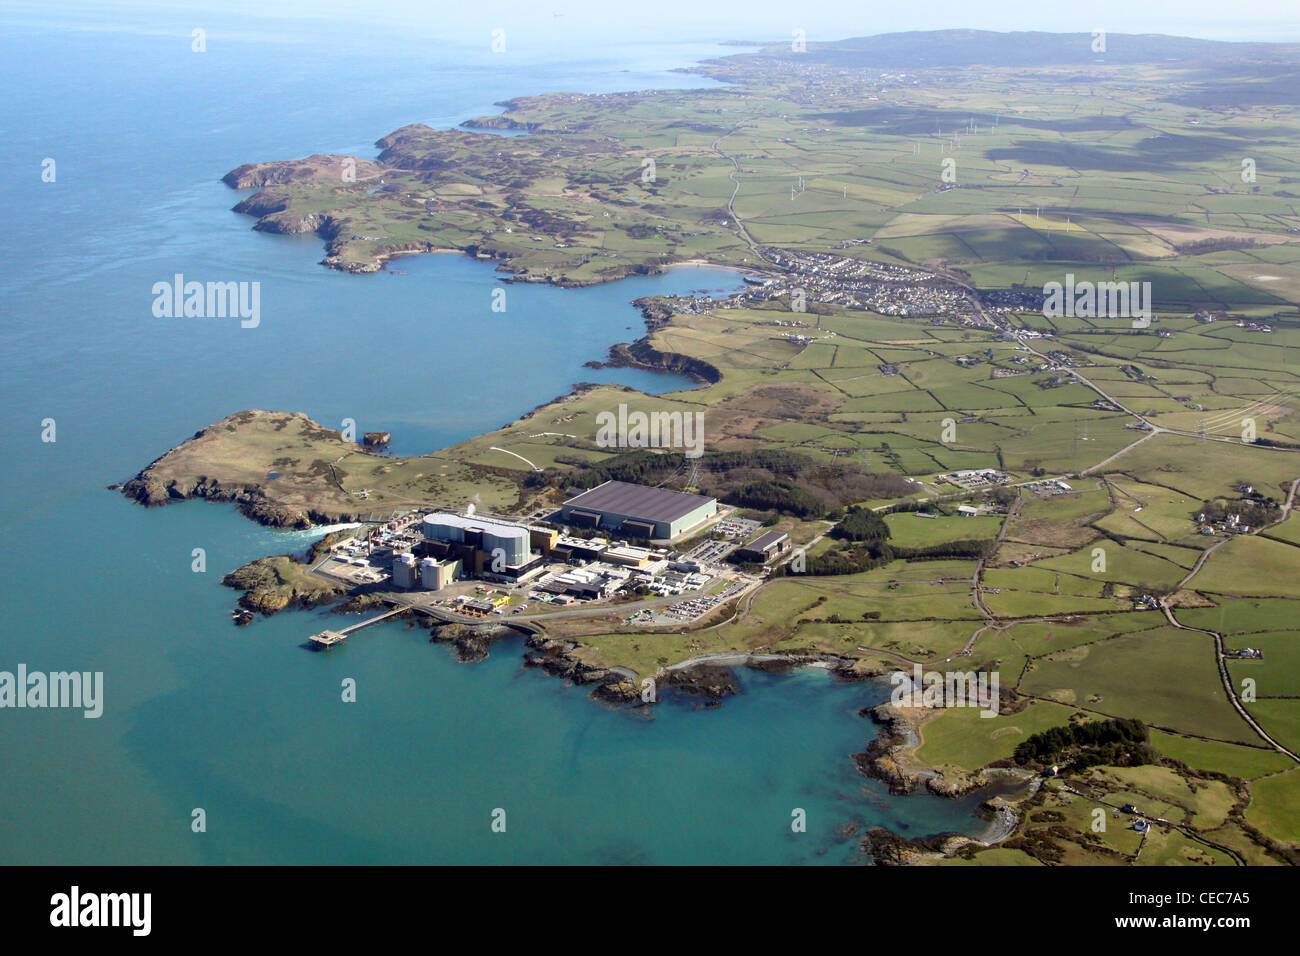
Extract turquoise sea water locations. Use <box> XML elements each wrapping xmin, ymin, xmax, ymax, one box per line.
<box><xmin>0</xmin><ymin>7</ymin><xmax>993</xmax><ymax>864</ymax></box>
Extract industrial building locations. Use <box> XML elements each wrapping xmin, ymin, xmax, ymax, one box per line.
<box><xmin>420</xmin><ymin>556</ymin><xmax>458</xmax><ymax>590</ymax></box>
<box><xmin>548</xmin><ymin>534</ymin><xmax>608</xmax><ymax>563</ymax></box>
<box><xmin>730</xmin><ymin>531</ymin><xmax>791</xmax><ymax>564</ymax></box>
<box><xmin>423</xmin><ymin>513</ymin><xmax>530</xmax><ymax>565</ymax></box>
<box><xmin>938</xmin><ymin>468</ymin><xmax>1010</xmax><ymax>490</ymax></box>
<box><xmin>390</xmin><ymin>551</ymin><xmax>460</xmax><ymax>590</ymax></box>
<box><xmin>392</xmin><ymin>552</ymin><xmax>418</xmax><ymax>588</ymax></box>
<box><xmin>603</xmin><ymin>545</ymin><xmax>654</xmax><ymax>567</ymax></box>
<box><xmin>420</xmin><ymin>512</ymin><xmax>544</xmax><ymax>581</ymax></box>
<box><xmin>377</xmin><ymin>498</ymin><xmax>726</xmax><ymax>602</ymax></box>
<box><xmin>559</xmin><ymin>480</ymin><xmax>717</xmax><ymax>540</ymax></box>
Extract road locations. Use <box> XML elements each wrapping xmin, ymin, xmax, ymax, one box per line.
<box><xmin>1161</xmin><ymin>605</ymin><xmax>1300</xmax><ymax>764</ymax></box>
<box><xmin>962</xmin><ymin>497</ymin><xmax>1022</xmax><ymax>655</ymax></box>
<box><xmin>952</xmin><ymin>287</ymin><xmax>1300</xmax><ymax>454</ymax></box>
<box><xmin>488</xmin><ymin>446</ymin><xmax>542</xmax><ymax>471</ymax></box>
<box><xmin>711</xmin><ymin>128</ymin><xmax>769</xmax><ymax>263</ymax></box>
<box><xmin>1159</xmin><ymin>477</ymin><xmax>1300</xmax><ymax>765</ymax></box>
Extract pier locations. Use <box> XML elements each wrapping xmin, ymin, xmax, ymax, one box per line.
<box><xmin>308</xmin><ymin>606</ymin><xmax>406</xmax><ymax>648</ymax></box>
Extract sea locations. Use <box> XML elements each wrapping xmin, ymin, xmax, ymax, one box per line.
<box><xmin>0</xmin><ymin>3</ymin><xmax>997</xmax><ymax>864</ymax></box>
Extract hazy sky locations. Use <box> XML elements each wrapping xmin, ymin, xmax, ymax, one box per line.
<box><xmin>8</xmin><ymin>0</ymin><xmax>1299</xmax><ymax>44</ymax></box>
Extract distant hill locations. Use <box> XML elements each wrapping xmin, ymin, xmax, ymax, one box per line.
<box><xmin>726</xmin><ymin>29</ymin><xmax>1300</xmax><ymax>69</ymax></box>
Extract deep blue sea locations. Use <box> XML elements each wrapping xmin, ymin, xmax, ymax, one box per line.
<box><xmin>0</xmin><ymin>4</ymin><xmax>993</xmax><ymax>864</ymax></box>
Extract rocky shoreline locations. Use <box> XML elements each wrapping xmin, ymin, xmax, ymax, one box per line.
<box><xmin>852</xmin><ymin>702</ymin><xmax>994</xmax><ymax>799</ymax></box>
<box><xmin>225</xmin><ymin>152</ymin><xmax>745</xmax><ymax>283</ymax></box>
<box><xmin>116</xmin><ymin>439</ymin><xmax>1029</xmax><ymax>862</ymax></box>
<box><xmin>119</xmin><ymin>470</ymin><xmax>359</xmax><ymax>529</ymax></box>
<box><xmin>848</xmin><ymin>697</ymin><xmax>1040</xmax><ymax>864</ymax></box>
<box><xmin>202</xmin><ymin>550</ymin><xmax>1034</xmax><ymax>862</ymax></box>
<box><xmin>586</xmin><ymin>340</ymin><xmax>721</xmax><ymax>385</ymax></box>
<box><xmin>503</xmin><ymin>635</ymin><xmax>1035</xmax><ymax>859</ymax></box>
<box><xmin>583</xmin><ymin>296</ymin><xmax>722</xmax><ymax>384</ymax></box>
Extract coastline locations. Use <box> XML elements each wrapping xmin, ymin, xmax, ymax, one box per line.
<box><xmin>414</xmin><ymin>615</ymin><xmax>1033</xmax><ymax>857</ymax></box>
<box><xmin>663</xmin><ymin>258</ymin><xmax>755</xmax><ymax>276</ymax></box>
<box><xmin>115</xmin><ymin>246</ymin><xmax>744</xmax><ymax>529</ymax></box>
<box><xmin>210</xmin><ymin>531</ymin><xmax>1028</xmax><ymax>860</ymax></box>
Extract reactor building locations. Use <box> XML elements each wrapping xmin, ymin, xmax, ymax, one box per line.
<box><xmin>392</xmin><ymin>551</ymin><xmax>418</xmax><ymax>589</ymax></box>
<box><xmin>420</xmin><ymin>512</ymin><xmax>544</xmax><ymax>581</ymax></box>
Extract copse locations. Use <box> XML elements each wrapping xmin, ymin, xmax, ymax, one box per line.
<box><xmin>830</xmin><ymin>505</ymin><xmax>890</xmax><ymax>542</ymax></box>
<box><xmin>552</xmin><ymin>450</ymin><xmax>914</xmax><ymax>520</ymax></box>
<box><xmin>1013</xmin><ymin>718</ymin><xmax>1155</xmax><ymax>770</ymax></box>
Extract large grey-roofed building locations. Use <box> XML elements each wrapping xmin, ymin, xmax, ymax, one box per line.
<box><xmin>559</xmin><ymin>480</ymin><xmax>717</xmax><ymax>540</ymax></box>
<box><xmin>423</xmin><ymin>512</ymin><xmax>531</xmax><ymax>567</ymax></box>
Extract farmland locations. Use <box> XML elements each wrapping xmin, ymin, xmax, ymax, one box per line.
<box><xmin>124</xmin><ymin>30</ymin><xmax>1300</xmax><ymax>863</ymax></box>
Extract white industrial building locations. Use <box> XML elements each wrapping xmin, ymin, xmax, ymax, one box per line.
<box><xmin>422</xmin><ymin>512</ymin><xmax>531</xmax><ymax>567</ymax></box>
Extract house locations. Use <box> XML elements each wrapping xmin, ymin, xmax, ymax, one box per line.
<box><xmin>956</xmin><ymin>505</ymin><xmax>980</xmax><ymax>517</ymax></box>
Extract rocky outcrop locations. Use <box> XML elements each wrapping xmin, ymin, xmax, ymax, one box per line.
<box><xmin>429</xmin><ymin>622</ymin><xmax>500</xmax><ymax>663</ymax></box>
<box><xmin>583</xmin><ymin>296</ymin><xmax>724</xmax><ymax>383</ymax></box>
<box><xmin>924</xmin><ymin>771</ymin><xmax>988</xmax><ymax>799</ymax></box>
<box><xmin>220</xmin><ymin>557</ymin><xmax>343</xmax><ymax>618</ymax></box>
<box><xmin>633</xmin><ymin>297</ymin><xmax>676</xmax><ymax>332</ymax></box>
<box><xmin>594</xmin><ymin>341</ymin><xmax>721</xmax><ymax>385</ymax></box>
<box><xmin>363</xmin><ymin>431</ymin><xmax>391</xmax><ymax>447</ymax></box>
<box><xmin>862</xmin><ymin>827</ymin><xmax>957</xmax><ymax>866</ymax></box>
<box><xmin>522</xmin><ymin>636</ymin><xmax>645</xmax><ymax>704</ymax></box>
<box><xmin>661</xmin><ymin>663</ymin><xmax>739</xmax><ymax>700</ymax></box>
<box><xmin>323</xmin><ymin>240</ymin><xmax>458</xmax><ymax>274</ymax></box>
<box><xmin>332</xmin><ymin>593</ymin><xmax>391</xmax><ymax>615</ymax></box>
<box><xmin>851</xmin><ymin>702</ymin><xmax>988</xmax><ymax>798</ymax></box>
<box><xmin>253</xmin><ymin>211</ymin><xmax>334</xmax><ymax>238</ymax></box>
<box><xmin>591</xmin><ymin>679</ymin><xmax>641</xmax><ymax>704</ymax></box>
<box><xmin>120</xmin><ymin>473</ymin><xmax>333</xmax><ymax>529</ymax></box>
<box><xmin>116</xmin><ymin>410</ymin><xmax>367</xmax><ymax>528</ymax></box>
<box><xmin>460</xmin><ymin>115</ymin><xmax>542</xmax><ymax>132</ymax></box>
<box><xmin>222</xmin><ymin>154</ymin><xmax>383</xmax><ymax>189</ymax></box>
<box><xmin>119</xmin><ymin>473</ymin><xmax>172</xmax><ymax>507</ymax></box>
<box><xmin>230</xmin><ymin>191</ymin><xmax>289</xmax><ymax>218</ymax></box>
<box><xmin>372</xmin><ymin>124</ymin><xmax>483</xmax><ymax>171</ymax></box>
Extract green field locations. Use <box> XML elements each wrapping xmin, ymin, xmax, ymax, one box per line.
<box><xmin>1019</xmin><ymin>626</ymin><xmax>1258</xmax><ymax>743</ymax></box>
